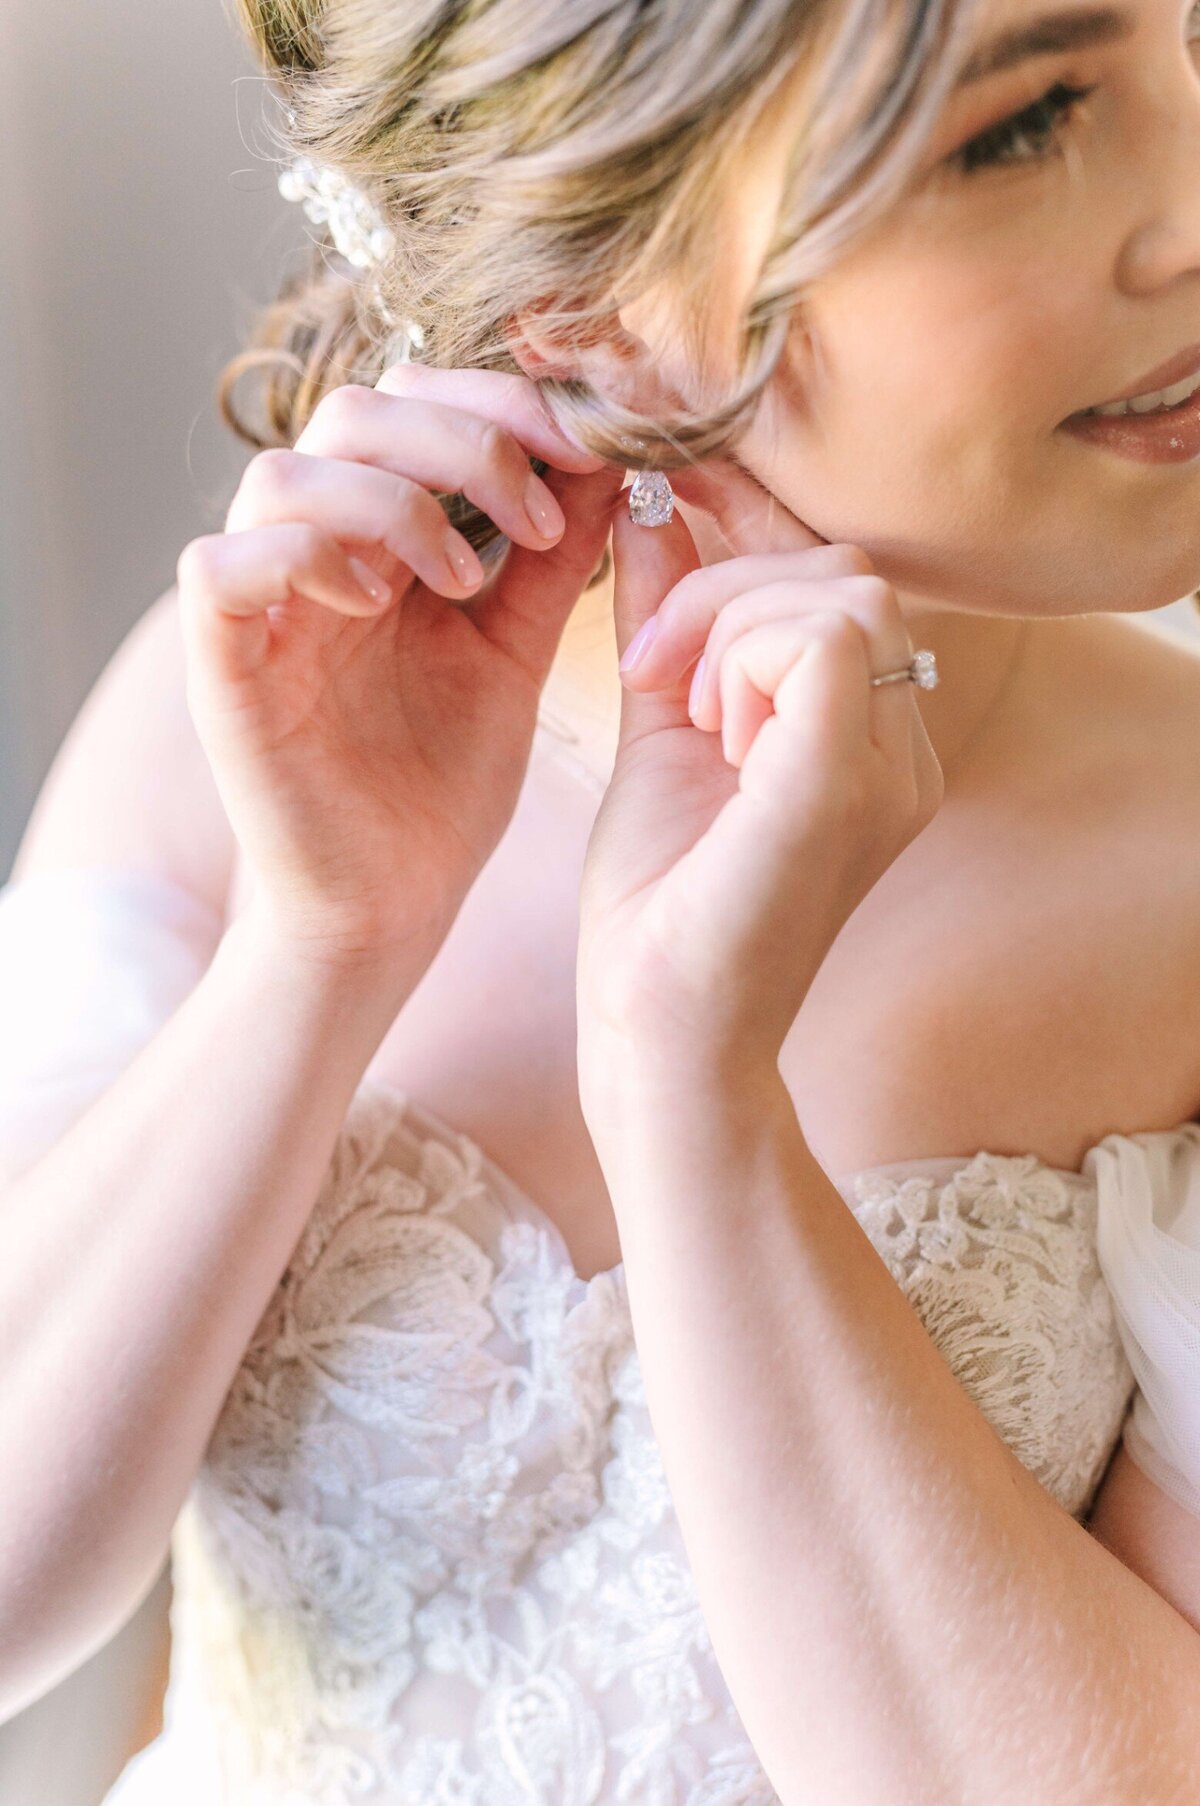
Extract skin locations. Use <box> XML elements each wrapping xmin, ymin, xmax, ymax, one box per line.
<box><xmin>226</xmin><ymin>0</ymin><xmax>1200</xmax><ymax>1269</ymax></box>
<box><xmin>534</xmin><ymin>0</ymin><xmax>1200</xmax><ymax>784</ymax></box>
<box><xmin>224</xmin><ymin>0</ymin><xmax>1200</xmax><ymax>1651</ymax></box>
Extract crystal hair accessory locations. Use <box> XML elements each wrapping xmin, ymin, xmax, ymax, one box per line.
<box><xmin>276</xmin><ymin>155</ymin><xmax>395</xmax><ymax>271</ymax></box>
<box><xmin>870</xmin><ymin>649</ymin><xmax>939</xmax><ymax>689</ymax></box>
<box><xmin>276</xmin><ymin>149</ymin><xmax>426</xmax><ymax>360</ymax></box>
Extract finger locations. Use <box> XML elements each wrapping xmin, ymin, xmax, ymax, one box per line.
<box><xmin>286</xmin><ymin>393</ymin><xmax>592</xmax><ymax>560</ymax></box>
<box><xmin>667</xmin><ymin>453</ymin><xmax>829</xmax><ymax>559</ymax></box>
<box><xmin>687</xmin><ymin>574</ymin><xmax>913</xmax><ymax>736</ymax></box>
<box><xmin>176</xmin><ymin>524</ymin><xmax>389</xmax><ymax>679</ymax></box>
<box><xmin>635</xmin><ymin>614</ymin><xmax>885</xmax><ymax>1043</ymax></box>
<box><xmin>461</xmin><ymin>462</ymin><xmax>627</xmax><ymax>683</ymax></box>
<box><xmin>611</xmin><ymin>489</ymin><xmax>708</xmax><ymax>747</ymax></box>
<box><xmin>369</xmin><ymin>363</ymin><xmax>613</xmax><ymax>474</ymax></box>
<box><xmin>618</xmin><ymin>543</ymin><xmax>877</xmax><ymax>694</ymax></box>
<box><xmin>227</xmin><ymin>447</ymin><xmax>487</xmax><ymax>599</ymax></box>
<box><xmin>720</xmin><ymin>607</ymin><xmax>917</xmax><ymax>770</ymax></box>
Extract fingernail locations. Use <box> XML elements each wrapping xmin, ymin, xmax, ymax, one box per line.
<box><xmin>688</xmin><ymin>654</ymin><xmax>707</xmax><ymax>718</ymax></box>
<box><xmin>444</xmin><ymin>528</ymin><xmax>485</xmax><ymax>587</ymax></box>
<box><xmin>349</xmin><ymin>557</ymin><xmax>392</xmax><ymax>605</ymax></box>
<box><xmin>524</xmin><ymin>473</ymin><xmax>566</xmax><ymax>539</ymax></box>
<box><xmin>619</xmin><ymin>615</ymin><xmax>659</xmax><ymax>675</ymax></box>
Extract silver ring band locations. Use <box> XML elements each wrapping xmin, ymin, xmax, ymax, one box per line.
<box><xmin>870</xmin><ymin>649</ymin><xmax>938</xmax><ymax>690</ymax></box>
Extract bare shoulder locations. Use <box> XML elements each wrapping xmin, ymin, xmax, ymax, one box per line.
<box><xmin>8</xmin><ymin>584</ymin><xmax>235</xmax><ymax>921</ymax></box>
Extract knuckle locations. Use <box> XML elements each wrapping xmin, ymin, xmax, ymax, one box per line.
<box><xmin>315</xmin><ymin>381</ymin><xmax>374</xmax><ymax>435</ymax></box>
<box><xmin>286</xmin><ymin>519</ymin><xmax>328</xmax><ymax>565</ymax></box>
<box><xmin>706</xmin><ymin>593</ymin><xmax>759</xmax><ymax>663</ymax></box>
<box><xmin>827</xmin><ymin>542</ymin><xmax>877</xmax><ymax>577</ymax></box>
<box><xmin>475</xmin><ymin>415</ymin><xmax>525</xmax><ymax>474</ymax></box>
<box><xmin>813</xmin><ymin>605</ymin><xmax>863</xmax><ymax>645</ymax></box>
<box><xmin>844</xmin><ymin>572</ymin><xmax>896</xmax><ymax>615</ymax></box>
<box><xmin>705</xmin><ymin>587</ymin><xmax>748</xmax><ymax>637</ymax></box>
<box><xmin>378</xmin><ymin>358</ymin><xmax>417</xmax><ymax>391</ymax></box>
<box><xmin>245</xmin><ymin>445</ymin><xmax>301</xmax><ymax>500</ymax></box>
<box><xmin>176</xmin><ymin>535</ymin><xmax>217</xmax><ymax>589</ymax></box>
<box><xmin>390</xmin><ymin>472</ymin><xmax>445</xmax><ymax>537</ymax></box>
<box><xmin>855</xmin><ymin>583</ymin><xmax>907</xmax><ymax>647</ymax></box>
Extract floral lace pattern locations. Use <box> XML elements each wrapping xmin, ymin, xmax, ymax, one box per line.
<box><xmin>131</xmin><ymin>1083</ymin><xmax>1135</xmax><ymax>1806</ymax></box>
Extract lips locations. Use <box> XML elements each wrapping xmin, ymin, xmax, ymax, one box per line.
<box><xmin>1085</xmin><ymin>337</ymin><xmax>1200</xmax><ymax>409</ymax></box>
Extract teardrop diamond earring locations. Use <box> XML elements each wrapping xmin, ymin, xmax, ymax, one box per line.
<box><xmin>628</xmin><ymin>470</ymin><xmax>675</xmax><ymax>527</ymax></box>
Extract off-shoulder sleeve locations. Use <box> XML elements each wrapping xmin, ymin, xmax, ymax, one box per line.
<box><xmin>0</xmin><ymin>865</ymin><xmax>225</xmax><ymax>1187</ymax></box>
<box><xmin>1084</xmin><ymin>1123</ymin><xmax>1200</xmax><ymax>1519</ymax></box>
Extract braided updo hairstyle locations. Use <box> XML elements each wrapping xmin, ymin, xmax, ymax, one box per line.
<box><xmin>217</xmin><ymin>0</ymin><xmax>986</xmax><ymax>594</ymax></box>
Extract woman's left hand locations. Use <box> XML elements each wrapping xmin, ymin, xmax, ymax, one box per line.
<box><xmin>577</xmin><ymin>457</ymin><xmax>945</xmax><ymax>1104</ymax></box>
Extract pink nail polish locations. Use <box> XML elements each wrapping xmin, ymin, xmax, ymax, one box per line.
<box><xmin>619</xmin><ymin>616</ymin><xmax>658</xmax><ymax>675</ymax></box>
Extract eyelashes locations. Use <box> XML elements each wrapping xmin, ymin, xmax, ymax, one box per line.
<box><xmin>950</xmin><ymin>80</ymin><xmax>1097</xmax><ymax>176</ymax></box>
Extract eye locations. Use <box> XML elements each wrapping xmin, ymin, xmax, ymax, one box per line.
<box><xmin>948</xmin><ymin>0</ymin><xmax>1200</xmax><ymax>177</ymax></box>
<box><xmin>949</xmin><ymin>79</ymin><xmax>1097</xmax><ymax>175</ymax></box>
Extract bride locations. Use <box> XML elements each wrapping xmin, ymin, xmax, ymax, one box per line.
<box><xmin>4</xmin><ymin>0</ymin><xmax>1200</xmax><ymax>1796</ymax></box>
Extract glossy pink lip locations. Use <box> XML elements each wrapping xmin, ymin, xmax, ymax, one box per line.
<box><xmin>1082</xmin><ymin>338</ymin><xmax>1200</xmax><ymax>410</ymax></box>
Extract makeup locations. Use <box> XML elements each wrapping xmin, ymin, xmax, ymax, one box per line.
<box><xmin>1058</xmin><ymin>383</ymin><xmax>1200</xmax><ymax>464</ymax></box>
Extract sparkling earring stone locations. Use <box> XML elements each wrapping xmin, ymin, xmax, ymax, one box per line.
<box><xmin>628</xmin><ymin>470</ymin><xmax>675</xmax><ymax>527</ymax></box>
<box><xmin>911</xmin><ymin>649</ymin><xmax>939</xmax><ymax>689</ymax></box>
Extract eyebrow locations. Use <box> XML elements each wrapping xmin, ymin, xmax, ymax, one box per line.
<box><xmin>954</xmin><ymin>4</ymin><xmax>1137</xmax><ymax>85</ymax></box>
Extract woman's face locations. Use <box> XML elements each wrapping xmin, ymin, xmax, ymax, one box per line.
<box><xmin>642</xmin><ymin>0</ymin><xmax>1200</xmax><ymax>620</ymax></box>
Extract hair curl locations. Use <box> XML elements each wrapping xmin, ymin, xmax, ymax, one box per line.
<box><xmin>217</xmin><ymin>0</ymin><xmax>984</xmax><ymax>597</ymax></box>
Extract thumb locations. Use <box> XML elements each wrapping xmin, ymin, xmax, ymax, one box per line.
<box><xmin>611</xmin><ymin>486</ymin><xmax>705</xmax><ymax>749</ymax></box>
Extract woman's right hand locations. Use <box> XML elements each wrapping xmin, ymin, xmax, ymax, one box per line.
<box><xmin>176</xmin><ymin>365</ymin><xmax>625</xmax><ymax>975</ymax></box>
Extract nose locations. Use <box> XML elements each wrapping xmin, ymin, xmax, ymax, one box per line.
<box><xmin>1116</xmin><ymin>57</ymin><xmax>1200</xmax><ymax>292</ymax></box>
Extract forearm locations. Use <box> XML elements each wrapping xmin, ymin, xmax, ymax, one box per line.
<box><xmin>0</xmin><ymin>907</ymin><xmax>418</xmax><ymax>1721</ymax></box>
<box><xmin>588</xmin><ymin>1059</ymin><xmax>1200</xmax><ymax>1806</ymax></box>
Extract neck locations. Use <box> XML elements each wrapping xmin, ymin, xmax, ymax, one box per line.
<box><xmin>885</xmin><ymin>599</ymin><xmax>1035</xmax><ymax>787</ymax></box>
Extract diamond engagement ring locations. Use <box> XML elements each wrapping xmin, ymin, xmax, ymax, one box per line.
<box><xmin>870</xmin><ymin>650</ymin><xmax>938</xmax><ymax>690</ymax></box>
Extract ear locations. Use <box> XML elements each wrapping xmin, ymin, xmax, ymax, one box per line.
<box><xmin>503</xmin><ymin>301</ymin><xmax>681</xmax><ymax>421</ymax></box>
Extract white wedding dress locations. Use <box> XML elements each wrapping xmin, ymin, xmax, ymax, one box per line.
<box><xmin>1</xmin><ymin>820</ymin><xmax>1197</xmax><ymax>1804</ymax></box>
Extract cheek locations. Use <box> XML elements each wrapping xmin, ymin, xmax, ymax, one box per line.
<box><xmin>740</xmin><ymin>251</ymin><xmax>1108</xmax><ymax>608</ymax></box>
<box><xmin>835</xmin><ymin>250</ymin><xmax>1072</xmax><ymax>442</ymax></box>
<box><xmin>754</xmin><ymin>237</ymin><xmax>1084</xmax><ymax>517</ymax></box>
<box><xmin>731</xmin><ymin>205</ymin><xmax>1200</xmax><ymax>614</ymax></box>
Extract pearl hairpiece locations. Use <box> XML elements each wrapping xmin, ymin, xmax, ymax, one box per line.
<box><xmin>276</xmin><ymin>125</ymin><xmax>425</xmax><ymax>359</ymax></box>
<box><xmin>276</xmin><ymin>154</ymin><xmax>396</xmax><ymax>271</ymax></box>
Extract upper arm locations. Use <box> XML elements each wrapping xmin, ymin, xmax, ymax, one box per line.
<box><xmin>8</xmin><ymin>585</ymin><xmax>235</xmax><ymax>921</ymax></box>
<box><xmin>1086</xmin><ymin>1442</ymin><xmax>1200</xmax><ymax>1637</ymax></box>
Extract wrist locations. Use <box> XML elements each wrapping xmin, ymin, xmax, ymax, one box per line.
<box><xmin>578</xmin><ymin>1020</ymin><xmax>789</xmax><ymax>1136</ymax></box>
<box><xmin>222</xmin><ymin>902</ymin><xmax>432</xmax><ymax>1040</ymax></box>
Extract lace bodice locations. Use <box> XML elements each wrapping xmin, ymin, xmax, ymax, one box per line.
<box><xmin>1</xmin><ymin>861</ymin><xmax>1183</xmax><ymax>1806</ymax></box>
<box><xmin>103</xmin><ymin>1078</ymin><xmax>1140</xmax><ymax>1806</ymax></box>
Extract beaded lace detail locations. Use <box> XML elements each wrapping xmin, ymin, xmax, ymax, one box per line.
<box><xmin>141</xmin><ymin>1082</ymin><xmax>1133</xmax><ymax>1806</ymax></box>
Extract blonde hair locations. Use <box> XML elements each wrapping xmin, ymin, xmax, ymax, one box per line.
<box><xmin>217</xmin><ymin>0</ymin><xmax>985</xmax><ymax>600</ymax></box>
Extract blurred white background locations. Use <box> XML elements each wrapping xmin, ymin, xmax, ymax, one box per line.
<box><xmin>3</xmin><ymin>2</ymin><xmax>1200</xmax><ymax>1802</ymax></box>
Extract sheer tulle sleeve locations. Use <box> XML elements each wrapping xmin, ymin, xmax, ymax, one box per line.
<box><xmin>0</xmin><ymin>865</ymin><xmax>226</xmax><ymax>1189</ymax></box>
<box><xmin>1085</xmin><ymin>1122</ymin><xmax>1200</xmax><ymax>1519</ymax></box>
